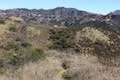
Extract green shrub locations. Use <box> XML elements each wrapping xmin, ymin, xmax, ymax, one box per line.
<box><xmin>9</xmin><ymin>27</ymin><xmax>16</xmax><ymax>32</ymax></box>
<box><xmin>25</xmin><ymin>48</ymin><xmax>45</xmax><ymax>62</ymax></box>
<box><xmin>0</xmin><ymin>18</ymin><xmax>5</xmax><ymax>24</ymax></box>
<box><xmin>94</xmin><ymin>40</ymin><xmax>120</xmax><ymax>66</ymax></box>
<box><xmin>62</xmin><ymin>70</ymin><xmax>79</xmax><ymax>80</ymax></box>
<box><xmin>49</xmin><ymin>29</ymin><xmax>75</xmax><ymax>50</ymax></box>
<box><xmin>21</xmin><ymin>42</ymin><xmax>32</xmax><ymax>47</ymax></box>
<box><xmin>3</xmin><ymin>47</ymin><xmax>45</xmax><ymax>68</ymax></box>
<box><xmin>3</xmin><ymin>42</ymin><xmax>20</xmax><ymax>51</ymax></box>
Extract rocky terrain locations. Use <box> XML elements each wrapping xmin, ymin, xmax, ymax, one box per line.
<box><xmin>0</xmin><ymin>7</ymin><xmax>119</xmax><ymax>80</ymax></box>
<box><xmin>0</xmin><ymin>7</ymin><xmax>119</xmax><ymax>25</ymax></box>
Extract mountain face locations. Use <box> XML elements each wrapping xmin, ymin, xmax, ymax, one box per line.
<box><xmin>0</xmin><ymin>7</ymin><xmax>119</xmax><ymax>26</ymax></box>
<box><xmin>0</xmin><ymin>7</ymin><xmax>104</xmax><ymax>25</ymax></box>
<box><xmin>106</xmin><ymin>10</ymin><xmax>120</xmax><ymax>26</ymax></box>
<box><xmin>110</xmin><ymin>10</ymin><xmax>120</xmax><ymax>15</ymax></box>
<box><xmin>0</xmin><ymin>7</ymin><xmax>119</xmax><ymax>34</ymax></box>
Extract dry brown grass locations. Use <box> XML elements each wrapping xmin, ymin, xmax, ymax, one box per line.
<box><xmin>27</xmin><ymin>26</ymin><xmax>50</xmax><ymax>50</ymax></box>
<box><xmin>0</xmin><ymin>15</ymin><xmax>120</xmax><ymax>80</ymax></box>
<box><xmin>8</xmin><ymin>16</ymin><xmax>23</xmax><ymax>22</ymax></box>
<box><xmin>0</xmin><ymin>50</ymin><xmax>120</xmax><ymax>80</ymax></box>
<box><xmin>76</xmin><ymin>27</ymin><xmax>111</xmax><ymax>43</ymax></box>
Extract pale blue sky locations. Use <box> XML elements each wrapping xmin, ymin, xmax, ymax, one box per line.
<box><xmin>0</xmin><ymin>0</ymin><xmax>119</xmax><ymax>14</ymax></box>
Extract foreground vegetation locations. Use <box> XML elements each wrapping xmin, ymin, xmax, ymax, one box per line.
<box><xmin>0</xmin><ymin>16</ymin><xmax>119</xmax><ymax>80</ymax></box>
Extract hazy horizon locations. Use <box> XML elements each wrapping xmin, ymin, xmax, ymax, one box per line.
<box><xmin>0</xmin><ymin>0</ymin><xmax>120</xmax><ymax>15</ymax></box>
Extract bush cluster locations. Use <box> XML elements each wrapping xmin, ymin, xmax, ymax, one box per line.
<box><xmin>0</xmin><ymin>18</ymin><xmax>5</xmax><ymax>24</ymax></box>
<box><xmin>49</xmin><ymin>29</ymin><xmax>75</xmax><ymax>50</ymax></box>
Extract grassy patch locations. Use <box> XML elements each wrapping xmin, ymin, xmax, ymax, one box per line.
<box><xmin>8</xmin><ymin>47</ymin><xmax>45</xmax><ymax>66</ymax></box>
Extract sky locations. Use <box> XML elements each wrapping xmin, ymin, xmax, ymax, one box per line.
<box><xmin>0</xmin><ymin>0</ymin><xmax>119</xmax><ymax>14</ymax></box>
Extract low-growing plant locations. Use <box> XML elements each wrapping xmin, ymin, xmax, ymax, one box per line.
<box><xmin>9</xmin><ymin>47</ymin><xmax>45</xmax><ymax>66</ymax></box>
<box><xmin>8</xmin><ymin>27</ymin><xmax>16</xmax><ymax>32</ymax></box>
<box><xmin>49</xmin><ymin>29</ymin><xmax>75</xmax><ymax>50</ymax></box>
<box><xmin>21</xmin><ymin>42</ymin><xmax>32</xmax><ymax>47</ymax></box>
<box><xmin>62</xmin><ymin>70</ymin><xmax>79</xmax><ymax>80</ymax></box>
<box><xmin>0</xmin><ymin>18</ymin><xmax>5</xmax><ymax>24</ymax></box>
<box><xmin>0</xmin><ymin>46</ymin><xmax>45</xmax><ymax>70</ymax></box>
<box><xmin>24</xmin><ymin>48</ymin><xmax>45</xmax><ymax>62</ymax></box>
<box><xmin>94</xmin><ymin>40</ymin><xmax>120</xmax><ymax>66</ymax></box>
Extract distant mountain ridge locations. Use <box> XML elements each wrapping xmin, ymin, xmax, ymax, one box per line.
<box><xmin>0</xmin><ymin>7</ymin><xmax>120</xmax><ymax>28</ymax></box>
<box><xmin>0</xmin><ymin>7</ymin><xmax>102</xmax><ymax>22</ymax></box>
<box><xmin>110</xmin><ymin>10</ymin><xmax>120</xmax><ymax>15</ymax></box>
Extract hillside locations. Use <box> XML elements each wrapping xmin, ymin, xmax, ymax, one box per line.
<box><xmin>0</xmin><ymin>7</ymin><xmax>120</xmax><ymax>80</ymax></box>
